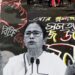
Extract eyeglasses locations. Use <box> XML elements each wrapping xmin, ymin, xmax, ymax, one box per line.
<box><xmin>25</xmin><ymin>30</ymin><xmax>42</xmax><ymax>37</ymax></box>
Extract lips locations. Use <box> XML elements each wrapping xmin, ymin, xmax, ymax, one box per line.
<box><xmin>28</xmin><ymin>41</ymin><xmax>35</xmax><ymax>45</ymax></box>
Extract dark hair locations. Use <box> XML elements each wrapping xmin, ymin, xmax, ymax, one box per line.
<box><xmin>23</xmin><ymin>21</ymin><xmax>48</xmax><ymax>38</ymax></box>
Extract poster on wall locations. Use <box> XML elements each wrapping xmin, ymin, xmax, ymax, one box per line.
<box><xmin>0</xmin><ymin>0</ymin><xmax>75</xmax><ymax>75</ymax></box>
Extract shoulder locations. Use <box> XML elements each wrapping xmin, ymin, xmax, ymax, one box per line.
<box><xmin>43</xmin><ymin>51</ymin><xmax>60</xmax><ymax>59</ymax></box>
<box><xmin>11</xmin><ymin>53</ymin><xmax>24</xmax><ymax>60</ymax></box>
<box><xmin>3</xmin><ymin>53</ymin><xmax>24</xmax><ymax>70</ymax></box>
<box><xmin>9</xmin><ymin>53</ymin><xmax>24</xmax><ymax>63</ymax></box>
<box><xmin>3</xmin><ymin>53</ymin><xmax>25</xmax><ymax>75</ymax></box>
<box><xmin>44</xmin><ymin>51</ymin><xmax>67</xmax><ymax>67</ymax></box>
<box><xmin>44</xmin><ymin>51</ymin><xmax>67</xmax><ymax>75</ymax></box>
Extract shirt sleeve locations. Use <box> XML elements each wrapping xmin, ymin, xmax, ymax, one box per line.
<box><xmin>3</xmin><ymin>58</ymin><xmax>14</xmax><ymax>75</ymax></box>
<box><xmin>53</xmin><ymin>55</ymin><xmax>67</xmax><ymax>75</ymax></box>
<box><xmin>48</xmin><ymin>54</ymin><xmax>67</xmax><ymax>75</ymax></box>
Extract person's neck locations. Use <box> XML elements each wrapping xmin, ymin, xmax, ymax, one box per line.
<box><xmin>26</xmin><ymin>48</ymin><xmax>43</xmax><ymax>65</ymax></box>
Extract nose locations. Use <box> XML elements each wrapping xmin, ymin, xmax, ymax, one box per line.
<box><xmin>30</xmin><ymin>33</ymin><xmax>34</xmax><ymax>39</ymax></box>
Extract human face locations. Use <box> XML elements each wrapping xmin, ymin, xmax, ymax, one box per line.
<box><xmin>24</xmin><ymin>23</ymin><xmax>44</xmax><ymax>49</ymax></box>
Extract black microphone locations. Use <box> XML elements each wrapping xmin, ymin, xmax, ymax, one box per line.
<box><xmin>36</xmin><ymin>59</ymin><xmax>40</xmax><ymax>74</ymax></box>
<box><xmin>30</xmin><ymin>57</ymin><xmax>34</xmax><ymax>74</ymax></box>
<box><xmin>30</xmin><ymin>57</ymin><xmax>34</xmax><ymax>64</ymax></box>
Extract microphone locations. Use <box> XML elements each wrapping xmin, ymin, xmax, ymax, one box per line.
<box><xmin>36</xmin><ymin>59</ymin><xmax>40</xmax><ymax>74</ymax></box>
<box><xmin>30</xmin><ymin>57</ymin><xmax>34</xmax><ymax>64</ymax></box>
<box><xmin>30</xmin><ymin>57</ymin><xmax>34</xmax><ymax>74</ymax></box>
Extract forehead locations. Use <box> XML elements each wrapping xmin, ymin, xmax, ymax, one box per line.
<box><xmin>25</xmin><ymin>23</ymin><xmax>42</xmax><ymax>32</ymax></box>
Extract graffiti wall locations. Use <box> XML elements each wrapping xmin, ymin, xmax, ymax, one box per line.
<box><xmin>0</xmin><ymin>0</ymin><xmax>75</xmax><ymax>66</ymax></box>
<box><xmin>28</xmin><ymin>16</ymin><xmax>75</xmax><ymax>65</ymax></box>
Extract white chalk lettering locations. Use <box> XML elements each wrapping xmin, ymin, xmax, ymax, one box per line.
<box><xmin>1</xmin><ymin>25</ymin><xmax>17</xmax><ymax>37</ymax></box>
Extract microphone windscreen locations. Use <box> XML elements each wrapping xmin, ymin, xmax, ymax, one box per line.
<box><xmin>30</xmin><ymin>57</ymin><xmax>34</xmax><ymax>64</ymax></box>
<box><xmin>36</xmin><ymin>59</ymin><xmax>40</xmax><ymax>65</ymax></box>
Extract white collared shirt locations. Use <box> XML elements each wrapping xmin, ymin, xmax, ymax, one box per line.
<box><xmin>3</xmin><ymin>51</ymin><xmax>67</xmax><ymax>75</ymax></box>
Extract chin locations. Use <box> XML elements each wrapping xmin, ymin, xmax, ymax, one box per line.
<box><xmin>28</xmin><ymin>45</ymin><xmax>36</xmax><ymax>48</ymax></box>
